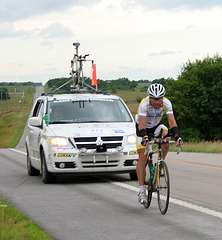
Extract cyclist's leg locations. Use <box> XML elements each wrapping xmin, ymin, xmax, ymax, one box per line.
<box><xmin>136</xmin><ymin>149</ymin><xmax>146</xmax><ymax>186</ymax></box>
<box><xmin>154</xmin><ymin>124</ymin><xmax>170</xmax><ymax>160</ymax></box>
<box><xmin>136</xmin><ymin>136</ymin><xmax>147</xmax><ymax>203</ymax></box>
<box><xmin>136</xmin><ymin>137</ymin><xmax>146</xmax><ymax>187</ymax></box>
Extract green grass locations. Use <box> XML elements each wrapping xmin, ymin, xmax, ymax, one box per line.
<box><xmin>0</xmin><ymin>199</ymin><xmax>52</xmax><ymax>240</ymax></box>
<box><xmin>170</xmin><ymin>141</ymin><xmax>222</xmax><ymax>153</ymax></box>
<box><xmin>0</xmin><ymin>86</ymin><xmax>34</xmax><ymax>148</ymax></box>
<box><xmin>115</xmin><ymin>88</ymin><xmax>147</xmax><ymax>117</ymax></box>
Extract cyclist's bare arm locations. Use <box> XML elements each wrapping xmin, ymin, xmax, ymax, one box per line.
<box><xmin>167</xmin><ymin>113</ymin><xmax>177</xmax><ymax>129</ymax></box>
<box><xmin>166</xmin><ymin>113</ymin><xmax>183</xmax><ymax>147</ymax></box>
<box><xmin>138</xmin><ymin>115</ymin><xmax>148</xmax><ymax>147</ymax></box>
<box><xmin>138</xmin><ymin>115</ymin><xmax>146</xmax><ymax>130</ymax></box>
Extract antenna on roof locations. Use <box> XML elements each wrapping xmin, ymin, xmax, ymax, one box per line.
<box><xmin>50</xmin><ymin>42</ymin><xmax>98</xmax><ymax>94</ymax></box>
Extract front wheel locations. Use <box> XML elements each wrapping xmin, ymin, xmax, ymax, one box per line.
<box><xmin>129</xmin><ymin>172</ymin><xmax>137</xmax><ymax>180</ymax></box>
<box><xmin>27</xmin><ymin>148</ymin><xmax>40</xmax><ymax>176</ymax></box>
<box><xmin>144</xmin><ymin>163</ymin><xmax>152</xmax><ymax>209</ymax></box>
<box><xmin>41</xmin><ymin>151</ymin><xmax>56</xmax><ymax>184</ymax></box>
<box><xmin>157</xmin><ymin>160</ymin><xmax>170</xmax><ymax>214</ymax></box>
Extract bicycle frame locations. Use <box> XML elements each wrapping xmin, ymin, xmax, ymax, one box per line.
<box><xmin>148</xmin><ymin>139</ymin><xmax>173</xmax><ymax>190</ymax></box>
<box><xmin>144</xmin><ymin>137</ymin><xmax>177</xmax><ymax>214</ymax></box>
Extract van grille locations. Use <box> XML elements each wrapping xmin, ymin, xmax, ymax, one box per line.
<box><xmin>73</xmin><ymin>136</ymin><xmax>123</xmax><ymax>150</ymax></box>
<box><xmin>81</xmin><ymin>160</ymin><xmax>119</xmax><ymax>168</ymax></box>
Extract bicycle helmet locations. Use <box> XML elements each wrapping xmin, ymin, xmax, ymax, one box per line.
<box><xmin>147</xmin><ymin>83</ymin><xmax>165</xmax><ymax>98</ymax></box>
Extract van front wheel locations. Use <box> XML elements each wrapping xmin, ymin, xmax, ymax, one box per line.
<box><xmin>41</xmin><ymin>151</ymin><xmax>56</xmax><ymax>184</ymax></box>
<box><xmin>129</xmin><ymin>172</ymin><xmax>138</xmax><ymax>180</ymax></box>
<box><xmin>27</xmin><ymin>148</ymin><xmax>40</xmax><ymax>176</ymax></box>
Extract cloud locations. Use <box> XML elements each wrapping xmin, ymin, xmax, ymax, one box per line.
<box><xmin>38</xmin><ymin>23</ymin><xmax>73</xmax><ymax>38</ymax></box>
<box><xmin>124</xmin><ymin>0</ymin><xmax>222</xmax><ymax>10</ymax></box>
<box><xmin>0</xmin><ymin>23</ymin><xmax>32</xmax><ymax>38</ymax></box>
<box><xmin>0</xmin><ymin>0</ymin><xmax>100</xmax><ymax>22</ymax></box>
<box><xmin>0</xmin><ymin>22</ymin><xmax>73</xmax><ymax>39</ymax></box>
<box><xmin>148</xmin><ymin>50</ymin><xmax>181</xmax><ymax>57</ymax></box>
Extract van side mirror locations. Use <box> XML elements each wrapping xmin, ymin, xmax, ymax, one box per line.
<box><xmin>28</xmin><ymin>117</ymin><xmax>41</xmax><ymax>127</ymax></box>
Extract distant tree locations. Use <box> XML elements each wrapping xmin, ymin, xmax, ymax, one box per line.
<box><xmin>111</xmin><ymin>85</ymin><xmax>118</xmax><ymax>93</ymax></box>
<box><xmin>0</xmin><ymin>88</ymin><xmax>10</xmax><ymax>100</ymax></box>
<box><xmin>129</xmin><ymin>81</ymin><xmax>138</xmax><ymax>90</ymax></box>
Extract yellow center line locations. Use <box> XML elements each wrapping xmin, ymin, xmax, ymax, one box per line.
<box><xmin>165</xmin><ymin>158</ymin><xmax>222</xmax><ymax>170</ymax></box>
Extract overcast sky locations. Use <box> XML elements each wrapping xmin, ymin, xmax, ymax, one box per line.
<box><xmin>0</xmin><ymin>0</ymin><xmax>222</xmax><ymax>84</ymax></box>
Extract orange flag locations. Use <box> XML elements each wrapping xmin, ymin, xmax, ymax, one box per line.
<box><xmin>91</xmin><ymin>64</ymin><xmax>97</xmax><ymax>86</ymax></box>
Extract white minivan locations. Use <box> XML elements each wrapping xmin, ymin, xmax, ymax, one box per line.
<box><xmin>26</xmin><ymin>93</ymin><xmax>138</xmax><ymax>183</ymax></box>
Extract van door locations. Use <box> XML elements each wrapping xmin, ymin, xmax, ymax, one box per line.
<box><xmin>28</xmin><ymin>100</ymin><xmax>44</xmax><ymax>168</ymax></box>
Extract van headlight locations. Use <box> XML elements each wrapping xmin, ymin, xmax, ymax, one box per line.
<box><xmin>49</xmin><ymin>137</ymin><xmax>68</xmax><ymax>146</ymax></box>
<box><xmin>127</xmin><ymin>134</ymin><xmax>136</xmax><ymax>145</ymax></box>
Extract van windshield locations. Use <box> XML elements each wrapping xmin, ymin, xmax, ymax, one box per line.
<box><xmin>48</xmin><ymin>98</ymin><xmax>133</xmax><ymax>123</ymax></box>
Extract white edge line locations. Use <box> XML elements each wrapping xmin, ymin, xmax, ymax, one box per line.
<box><xmin>106</xmin><ymin>179</ymin><xmax>222</xmax><ymax>220</ymax></box>
<box><xmin>8</xmin><ymin>151</ymin><xmax>222</xmax><ymax>220</ymax></box>
<box><xmin>9</xmin><ymin>148</ymin><xmax>26</xmax><ymax>156</ymax></box>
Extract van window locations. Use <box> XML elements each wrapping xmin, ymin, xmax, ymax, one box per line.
<box><xmin>48</xmin><ymin>99</ymin><xmax>132</xmax><ymax>123</ymax></box>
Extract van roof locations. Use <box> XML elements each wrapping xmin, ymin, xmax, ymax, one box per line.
<box><xmin>46</xmin><ymin>93</ymin><xmax>121</xmax><ymax>101</ymax></box>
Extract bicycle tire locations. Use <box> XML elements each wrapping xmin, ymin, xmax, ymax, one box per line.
<box><xmin>144</xmin><ymin>162</ymin><xmax>153</xmax><ymax>209</ymax></box>
<box><xmin>157</xmin><ymin>160</ymin><xmax>170</xmax><ymax>214</ymax></box>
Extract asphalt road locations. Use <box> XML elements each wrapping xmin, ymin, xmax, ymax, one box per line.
<box><xmin>0</xmin><ymin>148</ymin><xmax>222</xmax><ymax>240</ymax></box>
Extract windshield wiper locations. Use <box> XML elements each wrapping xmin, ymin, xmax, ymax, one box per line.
<box><xmin>50</xmin><ymin>121</ymin><xmax>74</xmax><ymax>124</ymax></box>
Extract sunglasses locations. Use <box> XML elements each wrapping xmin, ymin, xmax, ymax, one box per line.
<box><xmin>150</xmin><ymin>97</ymin><xmax>163</xmax><ymax>101</ymax></box>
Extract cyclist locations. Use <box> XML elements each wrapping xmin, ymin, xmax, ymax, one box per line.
<box><xmin>135</xmin><ymin>83</ymin><xmax>182</xmax><ymax>204</ymax></box>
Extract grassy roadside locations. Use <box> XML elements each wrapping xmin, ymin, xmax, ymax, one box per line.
<box><xmin>0</xmin><ymin>85</ymin><xmax>53</xmax><ymax>239</ymax></box>
<box><xmin>0</xmin><ymin>86</ymin><xmax>35</xmax><ymax>148</ymax></box>
<box><xmin>170</xmin><ymin>140</ymin><xmax>222</xmax><ymax>153</ymax></box>
<box><xmin>0</xmin><ymin>199</ymin><xmax>52</xmax><ymax>240</ymax></box>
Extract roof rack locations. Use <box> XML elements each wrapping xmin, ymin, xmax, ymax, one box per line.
<box><xmin>42</xmin><ymin>89</ymin><xmax>110</xmax><ymax>96</ymax></box>
<box><xmin>50</xmin><ymin>43</ymin><xmax>101</xmax><ymax>94</ymax></box>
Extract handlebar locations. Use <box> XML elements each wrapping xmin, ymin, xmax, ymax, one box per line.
<box><xmin>177</xmin><ymin>138</ymin><xmax>183</xmax><ymax>154</ymax></box>
<box><xmin>144</xmin><ymin>137</ymin><xmax>182</xmax><ymax>155</ymax></box>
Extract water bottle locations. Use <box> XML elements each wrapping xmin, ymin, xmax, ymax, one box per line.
<box><xmin>150</xmin><ymin>166</ymin><xmax>156</xmax><ymax>180</ymax></box>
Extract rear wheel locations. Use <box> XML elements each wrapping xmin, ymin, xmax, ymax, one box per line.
<box><xmin>27</xmin><ymin>148</ymin><xmax>40</xmax><ymax>176</ymax></box>
<box><xmin>41</xmin><ymin>150</ymin><xmax>56</xmax><ymax>184</ymax></box>
<box><xmin>157</xmin><ymin>160</ymin><xmax>170</xmax><ymax>214</ymax></box>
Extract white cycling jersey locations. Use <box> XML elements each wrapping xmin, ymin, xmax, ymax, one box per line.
<box><xmin>135</xmin><ymin>97</ymin><xmax>173</xmax><ymax>129</ymax></box>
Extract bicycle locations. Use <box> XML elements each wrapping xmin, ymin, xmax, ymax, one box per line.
<box><xmin>143</xmin><ymin>134</ymin><xmax>182</xmax><ymax>214</ymax></box>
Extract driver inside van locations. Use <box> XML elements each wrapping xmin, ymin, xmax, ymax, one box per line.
<box><xmin>51</xmin><ymin>104</ymin><xmax>66</xmax><ymax>122</ymax></box>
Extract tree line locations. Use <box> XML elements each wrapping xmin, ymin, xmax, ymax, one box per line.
<box><xmin>46</xmin><ymin>54</ymin><xmax>222</xmax><ymax>142</ymax></box>
<box><xmin>0</xmin><ymin>82</ymin><xmax>42</xmax><ymax>86</ymax></box>
<box><xmin>165</xmin><ymin>54</ymin><xmax>222</xmax><ymax>141</ymax></box>
<box><xmin>46</xmin><ymin>77</ymin><xmax>139</xmax><ymax>93</ymax></box>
